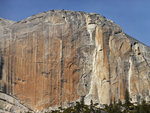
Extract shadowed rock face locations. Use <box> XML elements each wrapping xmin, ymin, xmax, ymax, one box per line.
<box><xmin>0</xmin><ymin>10</ymin><xmax>150</xmax><ymax>111</ymax></box>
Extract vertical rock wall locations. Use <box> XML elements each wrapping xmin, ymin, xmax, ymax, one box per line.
<box><xmin>0</xmin><ymin>10</ymin><xmax>150</xmax><ymax>111</ymax></box>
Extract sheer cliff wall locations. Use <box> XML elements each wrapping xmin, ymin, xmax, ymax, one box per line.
<box><xmin>0</xmin><ymin>10</ymin><xmax>150</xmax><ymax>111</ymax></box>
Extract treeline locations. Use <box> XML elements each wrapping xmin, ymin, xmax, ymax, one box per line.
<box><xmin>48</xmin><ymin>90</ymin><xmax>150</xmax><ymax>113</ymax></box>
<box><xmin>27</xmin><ymin>90</ymin><xmax>150</xmax><ymax>113</ymax></box>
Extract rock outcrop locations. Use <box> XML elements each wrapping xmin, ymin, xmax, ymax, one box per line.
<box><xmin>0</xmin><ymin>10</ymin><xmax>150</xmax><ymax>112</ymax></box>
<box><xmin>0</xmin><ymin>92</ymin><xmax>31</xmax><ymax>113</ymax></box>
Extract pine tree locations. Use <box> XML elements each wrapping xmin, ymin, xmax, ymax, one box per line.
<box><xmin>125</xmin><ymin>89</ymin><xmax>130</xmax><ymax>109</ymax></box>
<box><xmin>80</xmin><ymin>96</ymin><xmax>85</xmax><ymax>107</ymax></box>
<box><xmin>118</xmin><ymin>99</ymin><xmax>122</xmax><ymax>106</ymax></box>
<box><xmin>139</xmin><ymin>100</ymin><xmax>147</xmax><ymax>113</ymax></box>
<box><xmin>90</xmin><ymin>100</ymin><xmax>94</xmax><ymax>111</ymax></box>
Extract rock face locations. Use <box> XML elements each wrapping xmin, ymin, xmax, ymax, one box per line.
<box><xmin>0</xmin><ymin>92</ymin><xmax>30</xmax><ymax>113</ymax></box>
<box><xmin>0</xmin><ymin>10</ymin><xmax>150</xmax><ymax>111</ymax></box>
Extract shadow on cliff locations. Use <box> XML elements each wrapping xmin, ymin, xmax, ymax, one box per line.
<box><xmin>0</xmin><ymin>56</ymin><xmax>6</xmax><ymax>93</ymax></box>
<box><xmin>0</xmin><ymin>56</ymin><xmax>4</xmax><ymax>80</ymax></box>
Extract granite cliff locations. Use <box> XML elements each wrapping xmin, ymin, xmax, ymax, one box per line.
<box><xmin>0</xmin><ymin>10</ymin><xmax>150</xmax><ymax>112</ymax></box>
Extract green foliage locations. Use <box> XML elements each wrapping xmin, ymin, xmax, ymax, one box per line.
<box><xmin>104</xmin><ymin>102</ymin><xmax>122</xmax><ymax>113</ymax></box>
<box><xmin>118</xmin><ymin>99</ymin><xmax>122</xmax><ymax>106</ymax></box>
<box><xmin>63</xmin><ymin>106</ymin><xmax>75</xmax><ymax>113</ymax></box>
<box><xmin>51</xmin><ymin>110</ymin><xmax>61</xmax><ymax>113</ymax></box>
<box><xmin>46</xmin><ymin>95</ymin><xmax>150</xmax><ymax>113</ymax></box>
<box><xmin>47</xmin><ymin>96</ymin><xmax>102</xmax><ymax>113</ymax></box>
<box><xmin>80</xmin><ymin>96</ymin><xmax>85</xmax><ymax>108</ymax></box>
<box><xmin>125</xmin><ymin>89</ymin><xmax>131</xmax><ymax>109</ymax></box>
<box><xmin>134</xmin><ymin>100</ymin><xmax>150</xmax><ymax>113</ymax></box>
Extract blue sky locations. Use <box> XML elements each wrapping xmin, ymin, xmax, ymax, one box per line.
<box><xmin>0</xmin><ymin>0</ymin><xmax>150</xmax><ymax>46</ymax></box>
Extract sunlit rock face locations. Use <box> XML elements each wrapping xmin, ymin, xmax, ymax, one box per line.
<box><xmin>0</xmin><ymin>10</ymin><xmax>150</xmax><ymax>111</ymax></box>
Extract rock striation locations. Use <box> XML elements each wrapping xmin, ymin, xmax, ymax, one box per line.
<box><xmin>0</xmin><ymin>10</ymin><xmax>150</xmax><ymax>112</ymax></box>
<box><xmin>0</xmin><ymin>92</ymin><xmax>31</xmax><ymax>113</ymax></box>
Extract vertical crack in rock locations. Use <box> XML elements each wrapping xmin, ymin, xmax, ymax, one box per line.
<box><xmin>59</xmin><ymin>25</ymin><xmax>63</xmax><ymax>107</ymax></box>
<box><xmin>128</xmin><ymin>56</ymin><xmax>132</xmax><ymax>97</ymax></box>
<box><xmin>7</xmin><ymin>32</ymin><xmax>10</xmax><ymax>95</ymax></box>
<box><xmin>0</xmin><ymin>27</ymin><xmax>2</xmax><ymax>81</ymax></box>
